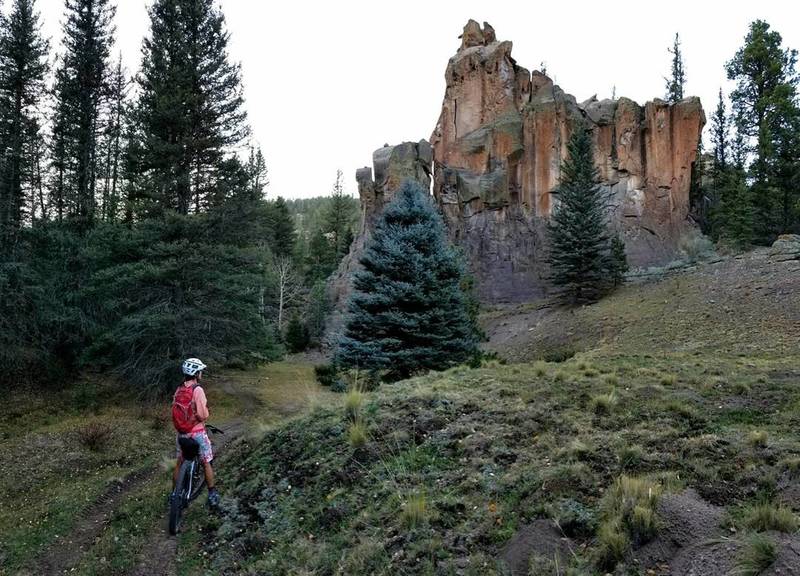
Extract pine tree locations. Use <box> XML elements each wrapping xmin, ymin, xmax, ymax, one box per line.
<box><xmin>324</xmin><ymin>170</ymin><xmax>352</xmax><ymax>257</ymax></box>
<box><xmin>284</xmin><ymin>314</ymin><xmax>309</xmax><ymax>353</ymax></box>
<box><xmin>727</xmin><ymin>20</ymin><xmax>800</xmax><ymax>242</ymax></box>
<box><xmin>710</xmin><ymin>88</ymin><xmax>729</xmax><ymax>172</ymax></box>
<box><xmin>546</xmin><ymin>124</ymin><xmax>615</xmax><ymax>303</ymax></box>
<box><xmin>335</xmin><ymin>180</ymin><xmax>478</xmax><ymax>380</ymax></box>
<box><xmin>609</xmin><ymin>235</ymin><xmax>629</xmax><ymax>286</ymax></box>
<box><xmin>305</xmin><ymin>280</ymin><xmax>330</xmax><ymax>346</ymax></box>
<box><xmin>0</xmin><ymin>0</ymin><xmax>48</xmax><ymax>255</ymax></box>
<box><xmin>49</xmin><ymin>0</ymin><xmax>116</xmax><ymax>228</ymax></box>
<box><xmin>712</xmin><ymin>169</ymin><xmax>755</xmax><ymax>247</ymax></box>
<box><xmin>267</xmin><ymin>196</ymin><xmax>296</xmax><ymax>259</ymax></box>
<box><xmin>135</xmin><ymin>0</ymin><xmax>249</xmax><ymax>215</ymax></box>
<box><xmin>98</xmin><ymin>55</ymin><xmax>128</xmax><ymax>222</ymax></box>
<box><xmin>245</xmin><ymin>146</ymin><xmax>268</xmax><ymax>199</ymax></box>
<box><xmin>304</xmin><ymin>227</ymin><xmax>336</xmax><ymax>283</ymax></box>
<box><xmin>665</xmin><ymin>32</ymin><xmax>686</xmax><ymax>102</ymax></box>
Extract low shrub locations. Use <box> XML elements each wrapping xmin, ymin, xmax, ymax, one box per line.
<box><xmin>314</xmin><ymin>364</ymin><xmax>338</xmax><ymax>387</ymax></box>
<box><xmin>591</xmin><ymin>390</ymin><xmax>617</xmax><ymax>416</ymax></box>
<box><xmin>748</xmin><ymin>430</ymin><xmax>768</xmax><ymax>448</ymax></box>
<box><xmin>553</xmin><ymin>498</ymin><xmax>597</xmax><ymax>538</ymax></box>
<box><xmin>679</xmin><ymin>231</ymin><xmax>715</xmax><ymax>263</ymax></box>
<box><xmin>77</xmin><ymin>421</ymin><xmax>113</xmax><ymax>452</ymax></box>
<box><xmin>596</xmin><ymin>475</ymin><xmax>661</xmax><ymax>569</ymax></box>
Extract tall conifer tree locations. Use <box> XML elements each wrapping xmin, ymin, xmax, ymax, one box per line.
<box><xmin>135</xmin><ymin>0</ymin><xmax>249</xmax><ymax>216</ymax></box>
<box><xmin>49</xmin><ymin>0</ymin><xmax>115</xmax><ymax>228</ymax></box>
<box><xmin>0</xmin><ymin>0</ymin><xmax>48</xmax><ymax>254</ymax></box>
<box><xmin>665</xmin><ymin>32</ymin><xmax>686</xmax><ymax>102</ymax></box>
<box><xmin>547</xmin><ymin>124</ymin><xmax>621</xmax><ymax>303</ymax></box>
<box><xmin>727</xmin><ymin>20</ymin><xmax>800</xmax><ymax>241</ymax></box>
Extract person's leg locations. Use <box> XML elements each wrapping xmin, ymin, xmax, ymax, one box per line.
<box><xmin>202</xmin><ymin>459</ymin><xmax>215</xmax><ymax>489</ymax></box>
<box><xmin>173</xmin><ymin>453</ymin><xmax>184</xmax><ymax>489</ymax></box>
<box><xmin>196</xmin><ymin>431</ymin><xmax>218</xmax><ymax>505</ymax></box>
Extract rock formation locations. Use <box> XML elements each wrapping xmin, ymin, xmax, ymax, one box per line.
<box><xmin>430</xmin><ymin>20</ymin><xmax>706</xmax><ymax>302</ymax></box>
<box><xmin>325</xmin><ymin>142</ymin><xmax>432</xmax><ymax>343</ymax></box>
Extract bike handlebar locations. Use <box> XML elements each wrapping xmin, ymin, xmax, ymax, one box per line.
<box><xmin>205</xmin><ymin>423</ymin><xmax>225</xmax><ymax>435</ymax></box>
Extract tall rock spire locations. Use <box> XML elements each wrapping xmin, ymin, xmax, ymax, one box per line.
<box><xmin>430</xmin><ymin>21</ymin><xmax>705</xmax><ymax>302</ymax></box>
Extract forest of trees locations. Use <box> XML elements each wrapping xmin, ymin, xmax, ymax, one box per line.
<box><xmin>0</xmin><ymin>0</ymin><xmax>357</xmax><ymax>394</ymax></box>
<box><xmin>667</xmin><ymin>21</ymin><xmax>800</xmax><ymax>246</ymax></box>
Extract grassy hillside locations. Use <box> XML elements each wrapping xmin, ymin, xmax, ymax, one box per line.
<box><xmin>188</xmin><ymin>251</ymin><xmax>800</xmax><ymax>575</ymax></box>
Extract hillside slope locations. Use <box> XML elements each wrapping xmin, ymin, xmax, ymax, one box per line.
<box><xmin>192</xmin><ymin>251</ymin><xmax>800</xmax><ymax>575</ymax></box>
<box><xmin>483</xmin><ymin>249</ymin><xmax>799</xmax><ymax>363</ymax></box>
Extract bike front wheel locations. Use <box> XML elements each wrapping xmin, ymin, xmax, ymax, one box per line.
<box><xmin>168</xmin><ymin>460</ymin><xmax>193</xmax><ymax>535</ymax></box>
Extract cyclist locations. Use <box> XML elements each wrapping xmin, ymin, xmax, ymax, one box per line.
<box><xmin>172</xmin><ymin>358</ymin><xmax>220</xmax><ymax>508</ymax></box>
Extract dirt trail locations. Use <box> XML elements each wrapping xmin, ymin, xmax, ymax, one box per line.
<box><xmin>31</xmin><ymin>466</ymin><xmax>159</xmax><ymax>576</ymax></box>
<box><xmin>126</xmin><ymin>419</ymin><xmax>246</xmax><ymax>576</ymax></box>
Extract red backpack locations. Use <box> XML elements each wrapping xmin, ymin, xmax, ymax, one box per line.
<box><xmin>172</xmin><ymin>384</ymin><xmax>199</xmax><ymax>433</ymax></box>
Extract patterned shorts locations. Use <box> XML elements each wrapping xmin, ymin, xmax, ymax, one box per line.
<box><xmin>176</xmin><ymin>430</ymin><xmax>213</xmax><ymax>463</ymax></box>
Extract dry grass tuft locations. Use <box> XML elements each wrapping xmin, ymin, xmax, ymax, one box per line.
<box><xmin>591</xmin><ymin>390</ymin><xmax>618</xmax><ymax>416</ymax></box>
<box><xmin>748</xmin><ymin>430</ymin><xmax>768</xmax><ymax>448</ymax></box>
<box><xmin>743</xmin><ymin>502</ymin><xmax>798</xmax><ymax>533</ymax></box>
<box><xmin>401</xmin><ymin>492</ymin><xmax>428</xmax><ymax>528</ymax></box>
<box><xmin>77</xmin><ymin>421</ymin><xmax>113</xmax><ymax>452</ymax></box>
<box><xmin>347</xmin><ymin>420</ymin><xmax>368</xmax><ymax>449</ymax></box>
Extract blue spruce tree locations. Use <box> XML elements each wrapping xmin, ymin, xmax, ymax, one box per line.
<box><xmin>335</xmin><ymin>180</ymin><xmax>478</xmax><ymax>380</ymax></box>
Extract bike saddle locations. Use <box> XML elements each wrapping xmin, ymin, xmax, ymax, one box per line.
<box><xmin>178</xmin><ymin>436</ymin><xmax>200</xmax><ymax>459</ymax></box>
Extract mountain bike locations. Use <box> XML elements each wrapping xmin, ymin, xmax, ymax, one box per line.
<box><xmin>168</xmin><ymin>424</ymin><xmax>223</xmax><ymax>535</ymax></box>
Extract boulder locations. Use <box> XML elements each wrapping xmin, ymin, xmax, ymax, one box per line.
<box><xmin>769</xmin><ymin>234</ymin><xmax>800</xmax><ymax>262</ymax></box>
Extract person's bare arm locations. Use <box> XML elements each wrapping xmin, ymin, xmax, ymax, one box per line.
<box><xmin>193</xmin><ymin>386</ymin><xmax>209</xmax><ymax>421</ymax></box>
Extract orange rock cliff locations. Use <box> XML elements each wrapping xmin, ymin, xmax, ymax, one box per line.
<box><xmin>344</xmin><ymin>20</ymin><xmax>705</xmax><ymax>306</ymax></box>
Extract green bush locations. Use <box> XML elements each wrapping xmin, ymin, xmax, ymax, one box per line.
<box><xmin>314</xmin><ymin>364</ymin><xmax>338</xmax><ymax>387</ymax></box>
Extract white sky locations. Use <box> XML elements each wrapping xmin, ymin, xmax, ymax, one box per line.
<box><xmin>36</xmin><ymin>0</ymin><xmax>800</xmax><ymax>199</ymax></box>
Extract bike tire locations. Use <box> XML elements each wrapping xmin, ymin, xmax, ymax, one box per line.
<box><xmin>168</xmin><ymin>460</ymin><xmax>193</xmax><ymax>535</ymax></box>
<box><xmin>189</xmin><ymin>459</ymin><xmax>207</xmax><ymax>501</ymax></box>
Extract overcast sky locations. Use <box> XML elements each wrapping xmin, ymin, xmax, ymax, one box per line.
<box><xmin>37</xmin><ymin>0</ymin><xmax>799</xmax><ymax>199</ymax></box>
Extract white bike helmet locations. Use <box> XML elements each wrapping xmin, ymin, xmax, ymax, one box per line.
<box><xmin>182</xmin><ymin>358</ymin><xmax>207</xmax><ymax>377</ymax></box>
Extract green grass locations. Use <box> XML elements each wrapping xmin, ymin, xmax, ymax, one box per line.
<box><xmin>736</xmin><ymin>533</ymin><xmax>777</xmax><ymax>576</ymax></box>
<box><xmin>742</xmin><ymin>502</ymin><xmax>799</xmax><ymax>533</ymax></box>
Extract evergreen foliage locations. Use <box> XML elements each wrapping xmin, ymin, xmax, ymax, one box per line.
<box><xmin>325</xmin><ymin>170</ymin><xmax>353</xmax><ymax>258</ymax></box>
<box><xmin>0</xmin><ymin>0</ymin><xmax>48</xmax><ymax>255</ymax></box>
<box><xmin>335</xmin><ymin>180</ymin><xmax>478</xmax><ymax>380</ymax></box>
<box><xmin>710</xmin><ymin>89</ymin><xmax>729</xmax><ymax>172</ymax></box>
<box><xmin>133</xmin><ymin>0</ymin><xmax>248</xmax><ymax>215</ymax></box>
<box><xmin>726</xmin><ymin>20</ymin><xmax>800</xmax><ymax>242</ymax></box>
<box><xmin>665</xmin><ymin>32</ymin><xmax>686</xmax><ymax>102</ymax></box>
<box><xmin>546</xmin><ymin>124</ymin><xmax>621</xmax><ymax>303</ymax></box>
<box><xmin>49</xmin><ymin>0</ymin><xmax>115</xmax><ymax>228</ymax></box>
<box><xmin>284</xmin><ymin>315</ymin><xmax>310</xmax><ymax>353</ymax></box>
<box><xmin>267</xmin><ymin>197</ymin><xmax>296</xmax><ymax>258</ymax></box>
<box><xmin>82</xmin><ymin>211</ymin><xmax>280</xmax><ymax>394</ymax></box>
<box><xmin>609</xmin><ymin>236</ymin><xmax>629</xmax><ymax>286</ymax></box>
<box><xmin>98</xmin><ymin>56</ymin><xmax>128</xmax><ymax>221</ymax></box>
